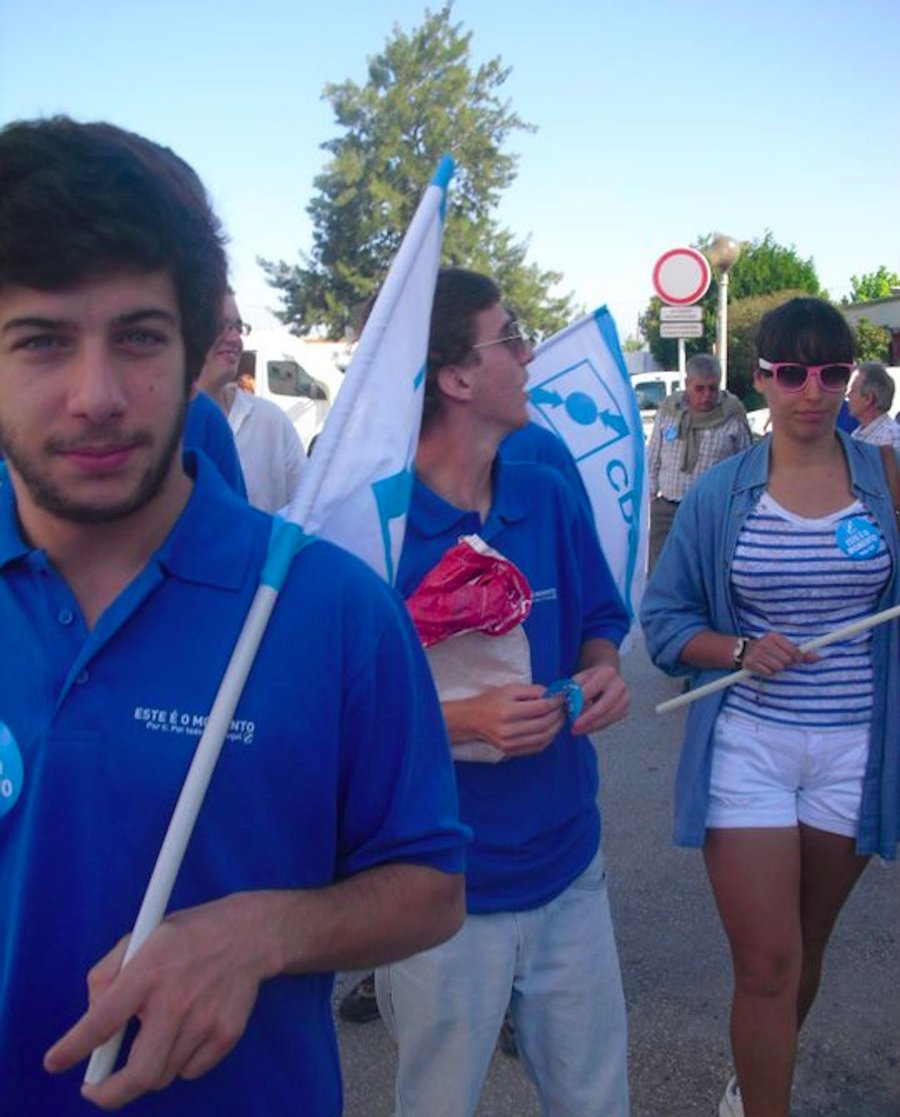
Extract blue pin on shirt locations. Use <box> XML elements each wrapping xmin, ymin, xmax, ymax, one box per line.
<box><xmin>0</xmin><ymin>721</ymin><xmax>24</xmax><ymax>819</ymax></box>
<box><xmin>835</xmin><ymin>516</ymin><xmax>882</xmax><ymax>561</ymax></box>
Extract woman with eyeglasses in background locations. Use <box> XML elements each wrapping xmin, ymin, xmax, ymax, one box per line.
<box><xmin>641</xmin><ymin>297</ymin><xmax>899</xmax><ymax>1117</ymax></box>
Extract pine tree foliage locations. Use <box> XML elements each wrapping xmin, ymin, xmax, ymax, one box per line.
<box><xmin>260</xmin><ymin>5</ymin><xmax>575</xmax><ymax>338</ymax></box>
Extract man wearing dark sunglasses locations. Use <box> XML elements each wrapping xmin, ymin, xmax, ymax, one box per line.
<box><xmin>647</xmin><ymin>353</ymin><xmax>752</xmax><ymax>571</ymax></box>
<box><xmin>374</xmin><ymin>267</ymin><xmax>631</xmax><ymax>1117</ymax></box>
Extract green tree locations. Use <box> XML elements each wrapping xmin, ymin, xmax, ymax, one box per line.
<box><xmin>640</xmin><ymin>231</ymin><xmax>822</xmax><ymax>398</ymax></box>
<box><xmin>715</xmin><ymin>231</ymin><xmax>820</xmax><ymax>302</ymax></box>
<box><xmin>854</xmin><ymin>316</ymin><xmax>891</xmax><ymax>362</ymax></box>
<box><xmin>725</xmin><ymin>289</ymin><xmax>814</xmax><ymax>401</ymax></box>
<box><xmin>260</xmin><ymin>4</ymin><xmax>575</xmax><ymax>339</ymax></box>
<box><xmin>844</xmin><ymin>265</ymin><xmax>900</xmax><ymax>304</ymax></box>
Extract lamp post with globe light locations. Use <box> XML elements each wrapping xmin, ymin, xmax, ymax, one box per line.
<box><xmin>706</xmin><ymin>234</ymin><xmax>741</xmax><ymax>388</ymax></box>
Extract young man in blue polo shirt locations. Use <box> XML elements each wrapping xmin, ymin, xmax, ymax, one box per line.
<box><xmin>0</xmin><ymin>117</ymin><xmax>466</xmax><ymax>1117</ymax></box>
<box><xmin>376</xmin><ymin>268</ymin><xmax>632</xmax><ymax>1117</ymax></box>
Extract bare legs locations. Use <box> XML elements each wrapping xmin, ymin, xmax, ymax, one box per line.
<box><xmin>795</xmin><ymin>825</ymin><xmax>870</xmax><ymax>1025</ymax></box>
<box><xmin>704</xmin><ymin>825</ymin><xmax>869</xmax><ymax>1117</ymax></box>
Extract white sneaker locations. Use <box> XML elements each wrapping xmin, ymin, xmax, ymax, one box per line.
<box><xmin>718</xmin><ymin>1075</ymin><xmax>744</xmax><ymax>1117</ymax></box>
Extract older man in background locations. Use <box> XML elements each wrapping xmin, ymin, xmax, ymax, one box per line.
<box><xmin>646</xmin><ymin>353</ymin><xmax>751</xmax><ymax>571</ymax></box>
<box><xmin>848</xmin><ymin>361</ymin><xmax>900</xmax><ymax>450</ymax></box>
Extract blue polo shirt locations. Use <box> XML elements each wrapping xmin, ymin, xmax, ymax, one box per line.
<box><xmin>398</xmin><ymin>457</ymin><xmax>628</xmax><ymax>913</ymax></box>
<box><xmin>183</xmin><ymin>389</ymin><xmax>247</xmax><ymax>497</ymax></box>
<box><xmin>501</xmin><ymin>421</ymin><xmax>593</xmax><ymax>521</ymax></box>
<box><xmin>0</xmin><ymin>454</ymin><xmax>465</xmax><ymax>1117</ymax></box>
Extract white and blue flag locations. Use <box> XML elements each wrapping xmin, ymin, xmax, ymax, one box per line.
<box><xmin>282</xmin><ymin>156</ymin><xmax>454</xmax><ymax>584</ymax></box>
<box><xmin>526</xmin><ymin>307</ymin><xmax>648</xmax><ymax>620</ymax></box>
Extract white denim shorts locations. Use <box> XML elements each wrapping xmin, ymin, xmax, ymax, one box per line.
<box><xmin>706</xmin><ymin>708</ymin><xmax>869</xmax><ymax>836</ymax></box>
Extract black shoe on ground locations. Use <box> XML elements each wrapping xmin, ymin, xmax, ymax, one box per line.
<box><xmin>338</xmin><ymin>974</ymin><xmax>380</xmax><ymax>1024</ymax></box>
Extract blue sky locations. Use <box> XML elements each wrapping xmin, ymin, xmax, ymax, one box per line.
<box><xmin>3</xmin><ymin>0</ymin><xmax>898</xmax><ymax>340</ymax></box>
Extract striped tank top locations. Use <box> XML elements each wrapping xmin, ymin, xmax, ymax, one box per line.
<box><xmin>722</xmin><ymin>492</ymin><xmax>892</xmax><ymax>727</ymax></box>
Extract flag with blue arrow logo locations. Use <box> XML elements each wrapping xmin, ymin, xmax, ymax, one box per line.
<box><xmin>526</xmin><ymin>307</ymin><xmax>648</xmax><ymax>620</ymax></box>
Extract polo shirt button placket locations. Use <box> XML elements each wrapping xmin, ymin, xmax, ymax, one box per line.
<box><xmin>54</xmin><ymin>601</ymin><xmax>90</xmax><ymax>687</ymax></box>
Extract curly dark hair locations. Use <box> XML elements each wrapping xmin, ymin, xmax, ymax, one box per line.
<box><xmin>0</xmin><ymin>116</ymin><xmax>228</xmax><ymax>384</ymax></box>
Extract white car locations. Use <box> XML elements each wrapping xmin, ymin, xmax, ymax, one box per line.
<box><xmin>238</xmin><ymin>329</ymin><xmax>350</xmax><ymax>452</ymax></box>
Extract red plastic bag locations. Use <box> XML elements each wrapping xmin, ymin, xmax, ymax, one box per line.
<box><xmin>406</xmin><ymin>535</ymin><xmax>533</xmax><ymax>649</ymax></box>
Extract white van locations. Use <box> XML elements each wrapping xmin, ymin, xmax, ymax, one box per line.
<box><xmin>629</xmin><ymin>370</ymin><xmax>683</xmax><ymax>440</ymax></box>
<box><xmin>238</xmin><ymin>329</ymin><xmax>350</xmax><ymax>452</ymax></box>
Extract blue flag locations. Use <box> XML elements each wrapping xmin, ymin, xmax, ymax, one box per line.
<box><xmin>526</xmin><ymin>307</ymin><xmax>648</xmax><ymax>620</ymax></box>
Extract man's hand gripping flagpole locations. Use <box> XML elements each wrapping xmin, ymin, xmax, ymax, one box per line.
<box><xmin>84</xmin><ymin>155</ymin><xmax>454</xmax><ymax>1086</ymax></box>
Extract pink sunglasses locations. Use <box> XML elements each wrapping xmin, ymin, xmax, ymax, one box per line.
<box><xmin>757</xmin><ymin>358</ymin><xmax>853</xmax><ymax>393</ymax></box>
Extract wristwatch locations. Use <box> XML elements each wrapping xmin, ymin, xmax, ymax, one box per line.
<box><xmin>731</xmin><ymin>636</ymin><xmax>749</xmax><ymax>670</ymax></box>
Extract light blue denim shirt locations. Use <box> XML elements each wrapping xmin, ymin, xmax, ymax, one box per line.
<box><xmin>641</xmin><ymin>432</ymin><xmax>899</xmax><ymax>858</ymax></box>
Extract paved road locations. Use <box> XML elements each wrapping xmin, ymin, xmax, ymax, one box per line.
<box><xmin>336</xmin><ymin>637</ymin><xmax>900</xmax><ymax>1116</ymax></box>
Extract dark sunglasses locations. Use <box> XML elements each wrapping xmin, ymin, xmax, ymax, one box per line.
<box><xmin>757</xmin><ymin>358</ymin><xmax>853</xmax><ymax>393</ymax></box>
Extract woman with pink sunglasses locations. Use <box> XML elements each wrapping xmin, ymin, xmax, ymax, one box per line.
<box><xmin>641</xmin><ymin>297</ymin><xmax>899</xmax><ymax>1117</ymax></box>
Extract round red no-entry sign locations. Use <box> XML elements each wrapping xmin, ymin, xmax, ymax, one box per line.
<box><xmin>652</xmin><ymin>247</ymin><xmax>711</xmax><ymax>306</ymax></box>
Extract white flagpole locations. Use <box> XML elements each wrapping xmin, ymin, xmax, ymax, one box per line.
<box><xmin>85</xmin><ymin>157</ymin><xmax>453</xmax><ymax>1085</ymax></box>
<box><xmin>655</xmin><ymin>603</ymin><xmax>900</xmax><ymax>716</ymax></box>
<box><xmin>84</xmin><ymin>543</ymin><xmax>301</xmax><ymax>1084</ymax></box>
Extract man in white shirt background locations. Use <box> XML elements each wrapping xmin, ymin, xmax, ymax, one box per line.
<box><xmin>197</xmin><ymin>289</ymin><xmax>307</xmax><ymax>512</ymax></box>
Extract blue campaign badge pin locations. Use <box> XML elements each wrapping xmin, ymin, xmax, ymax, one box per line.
<box><xmin>835</xmin><ymin>516</ymin><xmax>882</xmax><ymax>561</ymax></box>
<box><xmin>664</xmin><ymin>426</ymin><xmax>678</xmax><ymax>442</ymax></box>
<box><xmin>544</xmin><ymin>678</ymin><xmax>585</xmax><ymax>723</ymax></box>
<box><xmin>0</xmin><ymin>721</ymin><xmax>24</xmax><ymax>818</ymax></box>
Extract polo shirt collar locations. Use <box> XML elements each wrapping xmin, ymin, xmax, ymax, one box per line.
<box><xmin>0</xmin><ymin>452</ymin><xmax>256</xmax><ymax>592</ymax></box>
<box><xmin>0</xmin><ymin>464</ymin><xmax>29</xmax><ymax>569</ymax></box>
<box><xmin>408</xmin><ymin>455</ymin><xmax>531</xmax><ymax>541</ymax></box>
<box><xmin>156</xmin><ymin>450</ymin><xmax>257</xmax><ymax>590</ymax></box>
